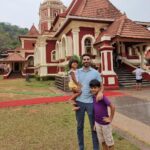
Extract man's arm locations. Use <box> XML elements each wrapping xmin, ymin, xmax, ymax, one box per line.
<box><xmin>96</xmin><ymin>72</ymin><xmax>104</xmax><ymax>101</ymax></box>
<box><xmin>96</xmin><ymin>83</ymin><xmax>104</xmax><ymax>101</ymax></box>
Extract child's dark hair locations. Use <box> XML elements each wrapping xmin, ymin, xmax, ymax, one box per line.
<box><xmin>89</xmin><ymin>79</ymin><xmax>101</xmax><ymax>88</ymax></box>
<box><xmin>68</xmin><ymin>59</ymin><xmax>79</xmax><ymax>69</ymax></box>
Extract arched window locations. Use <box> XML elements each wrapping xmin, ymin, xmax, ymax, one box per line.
<box><xmin>51</xmin><ymin>50</ymin><xmax>56</xmax><ymax>61</ymax></box>
<box><xmin>82</xmin><ymin>35</ymin><xmax>96</xmax><ymax>55</ymax></box>
<box><xmin>28</xmin><ymin>56</ymin><xmax>34</xmax><ymax>67</ymax></box>
<box><xmin>84</xmin><ymin>38</ymin><xmax>92</xmax><ymax>54</ymax></box>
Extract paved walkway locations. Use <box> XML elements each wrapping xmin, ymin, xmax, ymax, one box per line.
<box><xmin>110</xmin><ymin>88</ymin><xmax>150</xmax><ymax>150</ymax></box>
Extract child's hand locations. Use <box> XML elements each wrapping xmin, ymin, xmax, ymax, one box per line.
<box><xmin>96</xmin><ymin>91</ymin><xmax>103</xmax><ymax>102</ymax></box>
<box><xmin>103</xmin><ymin>117</ymin><xmax>112</xmax><ymax>123</ymax></box>
<box><xmin>78</xmin><ymin>83</ymin><xmax>82</xmax><ymax>88</ymax></box>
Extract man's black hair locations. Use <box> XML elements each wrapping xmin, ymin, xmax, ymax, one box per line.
<box><xmin>81</xmin><ymin>53</ymin><xmax>92</xmax><ymax>59</ymax></box>
<box><xmin>68</xmin><ymin>59</ymin><xmax>79</xmax><ymax>69</ymax></box>
<box><xmin>89</xmin><ymin>79</ymin><xmax>101</xmax><ymax>88</ymax></box>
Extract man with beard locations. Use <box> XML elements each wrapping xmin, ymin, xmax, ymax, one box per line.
<box><xmin>75</xmin><ymin>53</ymin><xmax>103</xmax><ymax>150</ymax></box>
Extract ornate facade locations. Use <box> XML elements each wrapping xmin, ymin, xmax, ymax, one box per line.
<box><xmin>34</xmin><ymin>0</ymin><xmax>150</xmax><ymax>89</ymax></box>
<box><xmin>1</xmin><ymin>0</ymin><xmax>150</xmax><ymax>89</ymax></box>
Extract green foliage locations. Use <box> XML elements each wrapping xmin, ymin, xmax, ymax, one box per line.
<box><xmin>64</xmin><ymin>64</ymin><xmax>69</xmax><ymax>75</ymax></box>
<box><xmin>0</xmin><ymin>22</ymin><xmax>28</xmax><ymax>52</ymax></box>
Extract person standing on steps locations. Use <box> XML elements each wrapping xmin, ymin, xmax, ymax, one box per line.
<box><xmin>116</xmin><ymin>53</ymin><xmax>122</xmax><ymax>68</ymax></box>
<box><xmin>132</xmin><ymin>66</ymin><xmax>145</xmax><ymax>90</ymax></box>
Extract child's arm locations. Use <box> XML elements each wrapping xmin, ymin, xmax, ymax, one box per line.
<box><xmin>103</xmin><ymin>103</ymin><xmax>115</xmax><ymax>123</ymax></box>
<box><xmin>70</xmin><ymin>71</ymin><xmax>79</xmax><ymax>85</ymax></box>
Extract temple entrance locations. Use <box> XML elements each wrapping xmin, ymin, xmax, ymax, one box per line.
<box><xmin>13</xmin><ymin>62</ymin><xmax>20</xmax><ymax>73</ymax></box>
<box><xmin>112</xmin><ymin>43</ymin><xmax>118</xmax><ymax>69</ymax></box>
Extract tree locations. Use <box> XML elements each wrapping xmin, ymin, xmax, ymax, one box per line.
<box><xmin>0</xmin><ymin>22</ymin><xmax>28</xmax><ymax>52</ymax></box>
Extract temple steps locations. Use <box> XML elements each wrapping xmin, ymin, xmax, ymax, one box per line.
<box><xmin>115</xmin><ymin>68</ymin><xmax>150</xmax><ymax>88</ymax></box>
<box><xmin>8</xmin><ymin>72</ymin><xmax>23</xmax><ymax>79</ymax></box>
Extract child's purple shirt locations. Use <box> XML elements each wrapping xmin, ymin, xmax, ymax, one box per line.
<box><xmin>93</xmin><ymin>95</ymin><xmax>111</xmax><ymax>125</ymax></box>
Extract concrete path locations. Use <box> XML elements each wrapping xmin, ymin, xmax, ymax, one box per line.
<box><xmin>110</xmin><ymin>88</ymin><xmax>150</xmax><ymax>149</ymax></box>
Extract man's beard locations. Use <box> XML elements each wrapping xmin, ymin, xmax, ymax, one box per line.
<box><xmin>83</xmin><ymin>62</ymin><xmax>90</xmax><ymax>68</ymax></box>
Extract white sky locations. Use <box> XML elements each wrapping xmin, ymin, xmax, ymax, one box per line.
<box><xmin>0</xmin><ymin>0</ymin><xmax>150</xmax><ymax>29</ymax></box>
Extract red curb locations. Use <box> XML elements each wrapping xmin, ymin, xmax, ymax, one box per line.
<box><xmin>0</xmin><ymin>91</ymin><xmax>125</xmax><ymax>108</ymax></box>
<box><xmin>0</xmin><ymin>96</ymin><xmax>70</xmax><ymax>108</ymax></box>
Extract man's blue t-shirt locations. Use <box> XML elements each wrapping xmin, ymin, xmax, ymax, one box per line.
<box><xmin>76</xmin><ymin>67</ymin><xmax>102</xmax><ymax>103</ymax></box>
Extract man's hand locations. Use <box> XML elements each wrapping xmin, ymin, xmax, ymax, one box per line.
<box><xmin>96</xmin><ymin>91</ymin><xmax>103</xmax><ymax>102</ymax></box>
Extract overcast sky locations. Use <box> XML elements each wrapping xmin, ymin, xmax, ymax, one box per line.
<box><xmin>0</xmin><ymin>0</ymin><xmax>150</xmax><ymax>29</ymax></box>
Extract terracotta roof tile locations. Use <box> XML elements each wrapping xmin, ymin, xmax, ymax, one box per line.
<box><xmin>96</xmin><ymin>15</ymin><xmax>150</xmax><ymax>43</ymax></box>
<box><xmin>68</xmin><ymin>0</ymin><xmax>122</xmax><ymax>19</ymax></box>
<box><xmin>28</xmin><ymin>25</ymin><xmax>39</xmax><ymax>36</ymax></box>
<box><xmin>2</xmin><ymin>53</ymin><xmax>26</xmax><ymax>62</ymax></box>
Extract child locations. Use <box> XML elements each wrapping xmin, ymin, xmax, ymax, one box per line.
<box><xmin>68</xmin><ymin>59</ymin><xmax>81</xmax><ymax>111</ymax></box>
<box><xmin>89</xmin><ymin>79</ymin><xmax>115</xmax><ymax>150</ymax></box>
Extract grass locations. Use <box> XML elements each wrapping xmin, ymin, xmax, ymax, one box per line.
<box><xmin>0</xmin><ymin>78</ymin><xmax>140</xmax><ymax>149</ymax></box>
<box><xmin>0</xmin><ymin>75</ymin><xmax>3</xmax><ymax>80</ymax></box>
<box><xmin>0</xmin><ymin>103</ymin><xmax>139</xmax><ymax>150</ymax></box>
<box><xmin>0</xmin><ymin>78</ymin><xmax>51</xmax><ymax>88</ymax></box>
<box><xmin>0</xmin><ymin>90</ymin><xmax>62</xmax><ymax>97</ymax></box>
<box><xmin>0</xmin><ymin>79</ymin><xmax>61</xmax><ymax>102</ymax></box>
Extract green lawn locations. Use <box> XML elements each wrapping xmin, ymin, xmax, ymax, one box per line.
<box><xmin>0</xmin><ymin>78</ymin><xmax>62</xmax><ymax>102</ymax></box>
<box><xmin>0</xmin><ymin>103</ymin><xmax>139</xmax><ymax>150</ymax></box>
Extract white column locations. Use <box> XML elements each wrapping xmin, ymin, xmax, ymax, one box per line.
<box><xmin>59</xmin><ymin>42</ymin><xmax>63</xmax><ymax>59</ymax></box>
<box><xmin>67</xmin><ymin>36</ymin><xmax>73</xmax><ymax>56</ymax></box>
<box><xmin>99</xmin><ymin>35</ymin><xmax>118</xmax><ymax>89</ymax></box>
<box><xmin>72</xmin><ymin>28</ymin><xmax>80</xmax><ymax>56</ymax></box>
<box><xmin>38</xmin><ymin>38</ymin><xmax>47</xmax><ymax>76</ymax></box>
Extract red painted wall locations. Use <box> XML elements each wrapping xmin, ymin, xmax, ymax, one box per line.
<box><xmin>79</xmin><ymin>27</ymin><xmax>94</xmax><ymax>55</ymax></box>
<box><xmin>41</xmin><ymin>22</ymin><xmax>48</xmax><ymax>32</ymax></box>
<box><xmin>143</xmin><ymin>73</ymin><xmax>150</xmax><ymax>81</ymax></box>
<box><xmin>46</xmin><ymin>40</ymin><xmax>56</xmax><ymax>63</ymax></box>
<box><xmin>26</xmin><ymin>69</ymin><xmax>34</xmax><ymax>74</ymax></box>
<box><xmin>24</xmin><ymin>40</ymin><xmax>36</xmax><ymax>50</ymax></box>
<box><xmin>25</xmin><ymin>53</ymin><xmax>34</xmax><ymax>59</ymax></box>
<box><xmin>107</xmin><ymin>52</ymin><xmax>111</xmax><ymax>71</ymax></box>
<box><xmin>47</xmin><ymin>66</ymin><xmax>58</xmax><ymax>74</ymax></box>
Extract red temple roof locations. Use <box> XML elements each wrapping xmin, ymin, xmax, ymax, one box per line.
<box><xmin>1</xmin><ymin>53</ymin><xmax>26</xmax><ymax>62</ymax></box>
<box><xmin>95</xmin><ymin>15</ymin><xmax>150</xmax><ymax>44</ymax></box>
<box><xmin>28</xmin><ymin>24</ymin><xmax>39</xmax><ymax>36</ymax></box>
<box><xmin>65</xmin><ymin>0</ymin><xmax>122</xmax><ymax>19</ymax></box>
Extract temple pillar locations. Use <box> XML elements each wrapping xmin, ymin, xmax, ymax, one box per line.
<box><xmin>72</xmin><ymin>28</ymin><xmax>80</xmax><ymax>56</ymax></box>
<box><xmin>36</xmin><ymin>37</ymin><xmax>47</xmax><ymax>77</ymax></box>
<box><xmin>99</xmin><ymin>36</ymin><xmax>119</xmax><ymax>89</ymax></box>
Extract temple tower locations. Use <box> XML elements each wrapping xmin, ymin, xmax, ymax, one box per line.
<box><xmin>39</xmin><ymin>0</ymin><xmax>66</xmax><ymax>33</ymax></box>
